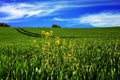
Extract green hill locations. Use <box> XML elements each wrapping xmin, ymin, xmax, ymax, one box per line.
<box><xmin>0</xmin><ymin>27</ymin><xmax>120</xmax><ymax>41</ymax></box>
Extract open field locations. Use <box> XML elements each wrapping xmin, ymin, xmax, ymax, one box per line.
<box><xmin>0</xmin><ymin>27</ymin><xmax>120</xmax><ymax>80</ymax></box>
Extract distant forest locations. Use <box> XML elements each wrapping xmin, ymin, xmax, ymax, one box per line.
<box><xmin>0</xmin><ymin>23</ymin><xmax>10</xmax><ymax>27</ymax></box>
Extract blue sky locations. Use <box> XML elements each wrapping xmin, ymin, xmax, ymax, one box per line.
<box><xmin>0</xmin><ymin>0</ymin><xmax>120</xmax><ymax>28</ymax></box>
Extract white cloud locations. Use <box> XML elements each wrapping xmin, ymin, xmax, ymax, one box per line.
<box><xmin>53</xmin><ymin>12</ymin><xmax>120</xmax><ymax>27</ymax></box>
<box><xmin>53</xmin><ymin>17</ymin><xmax>68</xmax><ymax>21</ymax></box>
<box><xmin>53</xmin><ymin>17</ymin><xmax>79</xmax><ymax>22</ymax></box>
<box><xmin>0</xmin><ymin>3</ymin><xmax>40</xmax><ymax>20</ymax></box>
<box><xmin>80</xmin><ymin>13</ymin><xmax>120</xmax><ymax>27</ymax></box>
<box><xmin>0</xmin><ymin>2</ymin><xmax>65</xmax><ymax>21</ymax></box>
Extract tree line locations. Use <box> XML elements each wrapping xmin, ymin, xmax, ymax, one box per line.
<box><xmin>0</xmin><ymin>22</ymin><xmax>61</xmax><ymax>28</ymax></box>
<box><xmin>0</xmin><ymin>23</ymin><xmax>10</xmax><ymax>27</ymax></box>
<box><xmin>52</xmin><ymin>24</ymin><xmax>61</xmax><ymax>28</ymax></box>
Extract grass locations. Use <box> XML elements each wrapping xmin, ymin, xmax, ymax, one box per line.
<box><xmin>0</xmin><ymin>27</ymin><xmax>120</xmax><ymax>80</ymax></box>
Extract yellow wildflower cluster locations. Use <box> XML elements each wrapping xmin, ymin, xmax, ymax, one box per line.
<box><xmin>69</xmin><ymin>40</ymin><xmax>74</xmax><ymax>49</ymax></box>
<box><xmin>50</xmin><ymin>30</ymin><xmax>53</xmax><ymax>36</ymax></box>
<box><xmin>33</xmin><ymin>39</ymin><xmax>39</xmax><ymax>47</ymax></box>
<box><xmin>67</xmin><ymin>53</ymin><xmax>77</xmax><ymax>61</ymax></box>
<box><xmin>41</xmin><ymin>30</ymin><xmax>53</xmax><ymax>38</ymax></box>
<box><xmin>55</xmin><ymin>37</ymin><xmax>60</xmax><ymax>45</ymax></box>
<box><xmin>63</xmin><ymin>53</ymin><xmax>77</xmax><ymax>63</ymax></box>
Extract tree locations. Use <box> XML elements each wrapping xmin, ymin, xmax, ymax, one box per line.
<box><xmin>52</xmin><ymin>24</ymin><xmax>61</xmax><ymax>28</ymax></box>
<box><xmin>0</xmin><ymin>23</ymin><xmax>10</xmax><ymax>27</ymax></box>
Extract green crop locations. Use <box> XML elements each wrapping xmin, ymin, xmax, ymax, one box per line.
<box><xmin>0</xmin><ymin>27</ymin><xmax>120</xmax><ymax>80</ymax></box>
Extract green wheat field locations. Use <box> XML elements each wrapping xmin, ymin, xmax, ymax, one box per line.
<box><xmin>0</xmin><ymin>27</ymin><xmax>120</xmax><ymax>80</ymax></box>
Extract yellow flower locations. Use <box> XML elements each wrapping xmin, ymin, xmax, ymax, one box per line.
<box><xmin>63</xmin><ymin>56</ymin><xmax>67</xmax><ymax>62</ymax></box>
<box><xmin>55</xmin><ymin>36</ymin><xmax>60</xmax><ymax>40</ymax></box>
<box><xmin>35</xmin><ymin>44</ymin><xmax>39</xmax><ymax>47</ymax></box>
<box><xmin>33</xmin><ymin>40</ymin><xmax>39</xmax><ymax>47</ymax></box>
<box><xmin>41</xmin><ymin>30</ymin><xmax>45</xmax><ymax>34</ymax></box>
<box><xmin>45</xmin><ymin>32</ymin><xmax>50</xmax><ymax>37</ymax></box>
<box><xmin>42</xmin><ymin>47</ymin><xmax>46</xmax><ymax>51</ymax></box>
<box><xmin>33</xmin><ymin>40</ymin><xmax>37</xmax><ymax>43</ymax></box>
<box><xmin>73</xmin><ymin>57</ymin><xmax>77</xmax><ymax>61</ymax></box>
<box><xmin>55</xmin><ymin>36</ymin><xmax>60</xmax><ymax>45</ymax></box>
<box><xmin>62</xmin><ymin>39</ymin><xmax>66</xmax><ymax>45</ymax></box>
<box><xmin>50</xmin><ymin>30</ymin><xmax>53</xmax><ymax>35</ymax></box>
<box><xmin>60</xmin><ymin>45</ymin><xmax>65</xmax><ymax>49</ymax></box>
<box><xmin>46</xmin><ymin>42</ymin><xmax>50</xmax><ymax>47</ymax></box>
<box><xmin>55</xmin><ymin>40</ymin><xmax>60</xmax><ymax>45</ymax></box>
<box><xmin>68</xmin><ymin>53</ymin><xmax>72</xmax><ymax>57</ymax></box>
<box><xmin>69</xmin><ymin>41</ymin><xmax>73</xmax><ymax>49</ymax></box>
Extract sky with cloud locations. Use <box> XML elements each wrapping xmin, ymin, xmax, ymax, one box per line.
<box><xmin>0</xmin><ymin>0</ymin><xmax>120</xmax><ymax>28</ymax></box>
